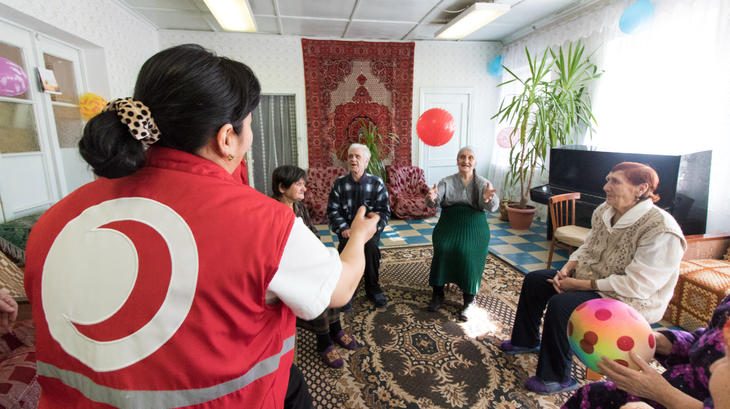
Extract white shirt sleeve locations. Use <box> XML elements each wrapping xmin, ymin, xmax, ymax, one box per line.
<box><xmin>596</xmin><ymin>231</ymin><xmax>684</xmax><ymax>297</ymax></box>
<box><xmin>266</xmin><ymin>218</ymin><xmax>342</xmax><ymax>320</ymax></box>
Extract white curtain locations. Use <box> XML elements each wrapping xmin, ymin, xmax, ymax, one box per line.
<box><xmin>250</xmin><ymin>95</ymin><xmax>298</xmax><ymax>196</ymax></box>
<box><xmin>491</xmin><ymin>0</ymin><xmax>730</xmax><ymax>232</ymax></box>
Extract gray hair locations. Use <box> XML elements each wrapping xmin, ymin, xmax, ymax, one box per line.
<box><xmin>457</xmin><ymin>145</ymin><xmax>477</xmax><ymax>163</ymax></box>
<box><xmin>348</xmin><ymin>143</ymin><xmax>371</xmax><ymax>161</ymax></box>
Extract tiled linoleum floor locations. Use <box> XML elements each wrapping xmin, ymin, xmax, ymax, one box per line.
<box><xmin>315</xmin><ymin>212</ymin><xmax>682</xmax><ymax>332</ymax></box>
<box><xmin>315</xmin><ymin>212</ymin><xmax>569</xmax><ymax>274</ymax></box>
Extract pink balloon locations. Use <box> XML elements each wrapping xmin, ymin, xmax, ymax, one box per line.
<box><xmin>496</xmin><ymin>127</ymin><xmax>520</xmax><ymax>149</ymax></box>
<box><xmin>0</xmin><ymin>57</ymin><xmax>29</xmax><ymax>97</ymax></box>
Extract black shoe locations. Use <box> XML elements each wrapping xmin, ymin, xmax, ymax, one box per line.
<box><xmin>427</xmin><ymin>294</ymin><xmax>444</xmax><ymax>312</ymax></box>
<box><xmin>459</xmin><ymin>301</ymin><xmax>476</xmax><ymax>321</ymax></box>
<box><xmin>340</xmin><ymin>298</ymin><xmax>353</xmax><ymax>312</ymax></box>
<box><xmin>371</xmin><ymin>293</ymin><xmax>387</xmax><ymax>308</ymax></box>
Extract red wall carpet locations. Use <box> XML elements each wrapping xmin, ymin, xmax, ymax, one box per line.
<box><xmin>302</xmin><ymin>39</ymin><xmax>414</xmax><ymax>168</ymax></box>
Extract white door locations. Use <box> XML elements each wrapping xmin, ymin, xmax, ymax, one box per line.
<box><xmin>0</xmin><ymin>21</ymin><xmax>59</xmax><ymax>221</ymax></box>
<box><xmin>39</xmin><ymin>38</ymin><xmax>93</xmax><ymax>196</ymax></box>
<box><xmin>418</xmin><ymin>88</ymin><xmax>474</xmax><ymax>186</ymax></box>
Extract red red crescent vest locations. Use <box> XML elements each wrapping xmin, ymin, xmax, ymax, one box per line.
<box><xmin>25</xmin><ymin>147</ymin><xmax>297</xmax><ymax>408</ymax></box>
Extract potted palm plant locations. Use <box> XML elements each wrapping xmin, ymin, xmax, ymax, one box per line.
<box><xmin>492</xmin><ymin>40</ymin><xmax>602</xmax><ymax>229</ymax></box>
<box><xmin>338</xmin><ymin>118</ymin><xmax>398</xmax><ymax>183</ymax></box>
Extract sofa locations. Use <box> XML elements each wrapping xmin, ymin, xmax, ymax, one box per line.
<box><xmin>385</xmin><ymin>166</ymin><xmax>438</xmax><ymax>221</ymax></box>
<box><xmin>663</xmin><ymin>233</ymin><xmax>730</xmax><ymax>331</ymax></box>
<box><xmin>303</xmin><ymin>166</ymin><xmax>348</xmax><ymax>225</ymax></box>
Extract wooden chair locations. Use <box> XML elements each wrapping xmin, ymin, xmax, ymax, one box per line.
<box><xmin>547</xmin><ymin>193</ymin><xmax>590</xmax><ymax>269</ymax></box>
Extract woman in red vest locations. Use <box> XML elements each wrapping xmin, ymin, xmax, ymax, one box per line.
<box><xmin>24</xmin><ymin>44</ymin><xmax>378</xmax><ymax>409</ymax></box>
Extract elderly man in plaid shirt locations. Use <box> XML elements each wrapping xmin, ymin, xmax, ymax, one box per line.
<box><xmin>327</xmin><ymin>143</ymin><xmax>391</xmax><ymax>310</ymax></box>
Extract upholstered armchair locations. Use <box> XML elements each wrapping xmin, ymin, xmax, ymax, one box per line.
<box><xmin>385</xmin><ymin>166</ymin><xmax>438</xmax><ymax>220</ymax></box>
<box><xmin>303</xmin><ymin>166</ymin><xmax>348</xmax><ymax>225</ymax></box>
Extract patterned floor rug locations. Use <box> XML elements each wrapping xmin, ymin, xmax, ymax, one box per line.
<box><xmin>295</xmin><ymin>246</ymin><xmax>590</xmax><ymax>409</ymax></box>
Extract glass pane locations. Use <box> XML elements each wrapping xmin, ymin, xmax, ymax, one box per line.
<box><xmin>53</xmin><ymin>105</ymin><xmax>84</xmax><ymax>149</ymax></box>
<box><xmin>0</xmin><ymin>101</ymin><xmax>40</xmax><ymax>153</ymax></box>
<box><xmin>0</xmin><ymin>41</ymin><xmax>30</xmax><ymax>100</ymax></box>
<box><xmin>43</xmin><ymin>54</ymin><xmax>77</xmax><ymax>104</ymax></box>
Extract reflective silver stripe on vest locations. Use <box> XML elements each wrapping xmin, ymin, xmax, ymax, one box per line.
<box><xmin>37</xmin><ymin>335</ymin><xmax>296</xmax><ymax>408</ymax></box>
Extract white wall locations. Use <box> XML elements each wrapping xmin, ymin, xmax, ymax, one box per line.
<box><xmin>412</xmin><ymin>41</ymin><xmax>503</xmax><ymax>178</ymax></box>
<box><xmin>0</xmin><ymin>0</ymin><xmax>159</xmax><ymax>98</ymax></box>
<box><xmin>158</xmin><ymin>32</ymin><xmax>505</xmax><ymax>177</ymax></box>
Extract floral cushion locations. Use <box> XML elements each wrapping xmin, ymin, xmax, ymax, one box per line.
<box><xmin>385</xmin><ymin>166</ymin><xmax>438</xmax><ymax>221</ymax></box>
<box><xmin>303</xmin><ymin>167</ymin><xmax>348</xmax><ymax>225</ymax></box>
<box><xmin>0</xmin><ymin>320</ymin><xmax>38</xmax><ymax>409</ymax></box>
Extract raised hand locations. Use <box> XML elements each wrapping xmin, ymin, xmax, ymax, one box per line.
<box><xmin>483</xmin><ymin>182</ymin><xmax>498</xmax><ymax>202</ymax></box>
<box><xmin>428</xmin><ymin>183</ymin><xmax>438</xmax><ymax>203</ymax></box>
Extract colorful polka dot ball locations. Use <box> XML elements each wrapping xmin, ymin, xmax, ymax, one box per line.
<box><xmin>567</xmin><ymin>298</ymin><xmax>655</xmax><ymax>374</ymax></box>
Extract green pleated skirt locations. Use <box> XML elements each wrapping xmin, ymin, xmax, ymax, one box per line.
<box><xmin>429</xmin><ymin>204</ymin><xmax>490</xmax><ymax>294</ymax></box>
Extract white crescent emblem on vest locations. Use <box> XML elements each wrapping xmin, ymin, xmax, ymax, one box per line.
<box><xmin>42</xmin><ymin>198</ymin><xmax>198</xmax><ymax>372</ymax></box>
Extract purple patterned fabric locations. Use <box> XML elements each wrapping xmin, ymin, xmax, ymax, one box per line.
<box><xmin>563</xmin><ymin>293</ymin><xmax>730</xmax><ymax>409</ymax></box>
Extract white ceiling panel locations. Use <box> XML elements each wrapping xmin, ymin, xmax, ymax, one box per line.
<box><xmin>407</xmin><ymin>23</ymin><xmax>445</xmax><ymax>40</ymax></box>
<box><xmin>255</xmin><ymin>16</ymin><xmax>281</xmax><ymax>34</ymax></box>
<box><xmin>190</xmin><ymin>0</ymin><xmax>211</xmax><ymax>12</ymax></box>
<box><xmin>120</xmin><ymin>0</ymin><xmax>587</xmax><ymax>41</ymax></box>
<box><xmin>346</xmin><ymin>21</ymin><xmax>416</xmax><ymax>40</ymax></box>
<box><xmin>137</xmin><ymin>9</ymin><xmax>214</xmax><ymax>31</ymax></box>
<box><xmin>200</xmin><ymin>13</ymin><xmax>224</xmax><ymax>31</ymax></box>
<box><xmin>355</xmin><ymin>0</ymin><xmax>435</xmax><ymax>22</ymax></box>
<box><xmin>280</xmin><ymin>17</ymin><xmax>349</xmax><ymax>38</ymax></box>
<box><xmin>248</xmin><ymin>0</ymin><xmax>277</xmax><ymax>16</ymax></box>
<box><xmin>276</xmin><ymin>0</ymin><xmax>357</xmax><ymax>20</ymax></box>
<box><xmin>123</xmin><ymin>0</ymin><xmax>199</xmax><ymax>11</ymax></box>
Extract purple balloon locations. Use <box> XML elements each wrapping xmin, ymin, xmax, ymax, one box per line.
<box><xmin>0</xmin><ymin>57</ymin><xmax>29</xmax><ymax>97</ymax></box>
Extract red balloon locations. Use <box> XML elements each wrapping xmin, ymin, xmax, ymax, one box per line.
<box><xmin>417</xmin><ymin>108</ymin><xmax>455</xmax><ymax>147</ymax></box>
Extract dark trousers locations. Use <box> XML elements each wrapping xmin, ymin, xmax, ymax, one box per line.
<box><xmin>337</xmin><ymin>233</ymin><xmax>382</xmax><ymax>297</ymax></box>
<box><xmin>511</xmin><ymin>269</ymin><xmax>602</xmax><ymax>383</ymax></box>
<box><xmin>284</xmin><ymin>364</ymin><xmax>314</xmax><ymax>409</ymax></box>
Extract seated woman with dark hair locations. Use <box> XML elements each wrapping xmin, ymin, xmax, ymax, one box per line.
<box><xmin>272</xmin><ymin>165</ymin><xmax>358</xmax><ymax>368</ymax></box>
<box><xmin>500</xmin><ymin>162</ymin><xmax>687</xmax><ymax>395</ymax></box>
<box><xmin>564</xmin><ymin>292</ymin><xmax>730</xmax><ymax>409</ymax></box>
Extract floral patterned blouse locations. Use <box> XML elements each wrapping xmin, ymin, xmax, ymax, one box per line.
<box><xmin>656</xmin><ymin>292</ymin><xmax>730</xmax><ymax>409</ymax></box>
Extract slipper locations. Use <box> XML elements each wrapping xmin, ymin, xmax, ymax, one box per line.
<box><xmin>320</xmin><ymin>345</ymin><xmax>344</xmax><ymax>368</ymax></box>
<box><xmin>524</xmin><ymin>376</ymin><xmax>579</xmax><ymax>395</ymax></box>
<box><xmin>499</xmin><ymin>340</ymin><xmax>540</xmax><ymax>355</ymax></box>
<box><xmin>332</xmin><ymin>330</ymin><xmax>358</xmax><ymax>350</ymax></box>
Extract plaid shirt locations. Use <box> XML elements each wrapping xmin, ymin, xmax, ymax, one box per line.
<box><xmin>327</xmin><ymin>172</ymin><xmax>390</xmax><ymax>236</ymax></box>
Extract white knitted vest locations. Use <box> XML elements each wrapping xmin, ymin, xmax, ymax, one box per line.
<box><xmin>574</xmin><ymin>203</ymin><xmax>686</xmax><ymax>323</ymax></box>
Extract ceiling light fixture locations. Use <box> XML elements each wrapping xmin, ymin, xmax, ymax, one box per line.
<box><xmin>435</xmin><ymin>2</ymin><xmax>510</xmax><ymax>39</ymax></box>
<box><xmin>203</xmin><ymin>0</ymin><xmax>257</xmax><ymax>32</ymax></box>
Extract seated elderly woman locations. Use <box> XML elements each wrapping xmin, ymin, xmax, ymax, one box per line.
<box><xmin>272</xmin><ymin>165</ymin><xmax>358</xmax><ymax>368</ymax></box>
<box><xmin>500</xmin><ymin>162</ymin><xmax>687</xmax><ymax>395</ymax></box>
<box><xmin>564</xmin><ymin>292</ymin><xmax>730</xmax><ymax>409</ymax></box>
<box><xmin>425</xmin><ymin>146</ymin><xmax>499</xmax><ymax>321</ymax></box>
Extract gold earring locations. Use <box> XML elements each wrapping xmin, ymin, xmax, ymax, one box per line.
<box><xmin>228</xmin><ymin>154</ymin><xmax>235</xmax><ymax>161</ymax></box>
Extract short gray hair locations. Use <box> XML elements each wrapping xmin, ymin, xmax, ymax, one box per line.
<box><xmin>348</xmin><ymin>143</ymin><xmax>371</xmax><ymax>161</ymax></box>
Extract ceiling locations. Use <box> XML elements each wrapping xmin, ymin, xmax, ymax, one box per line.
<box><xmin>116</xmin><ymin>0</ymin><xmax>589</xmax><ymax>42</ymax></box>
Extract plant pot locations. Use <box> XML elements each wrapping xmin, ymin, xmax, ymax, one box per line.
<box><xmin>499</xmin><ymin>200</ymin><xmax>520</xmax><ymax>221</ymax></box>
<box><xmin>506</xmin><ymin>204</ymin><xmax>537</xmax><ymax>230</ymax></box>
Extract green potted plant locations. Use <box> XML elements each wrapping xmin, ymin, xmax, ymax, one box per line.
<box><xmin>492</xmin><ymin>40</ymin><xmax>602</xmax><ymax>229</ymax></box>
<box><xmin>338</xmin><ymin>118</ymin><xmax>398</xmax><ymax>183</ymax></box>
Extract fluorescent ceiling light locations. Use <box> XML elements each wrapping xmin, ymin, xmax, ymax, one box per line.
<box><xmin>203</xmin><ymin>0</ymin><xmax>257</xmax><ymax>32</ymax></box>
<box><xmin>435</xmin><ymin>2</ymin><xmax>510</xmax><ymax>39</ymax></box>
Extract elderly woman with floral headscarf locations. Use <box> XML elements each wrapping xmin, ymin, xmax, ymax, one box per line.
<box><xmin>425</xmin><ymin>146</ymin><xmax>499</xmax><ymax>321</ymax></box>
